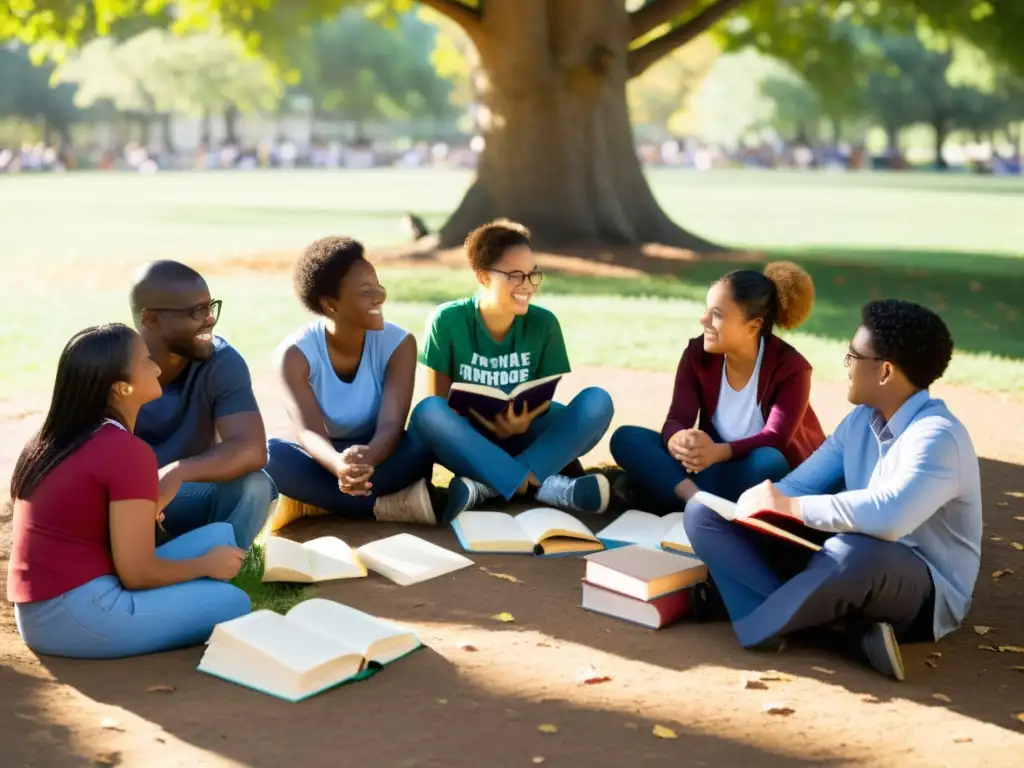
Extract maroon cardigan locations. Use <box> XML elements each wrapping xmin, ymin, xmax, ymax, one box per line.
<box><xmin>661</xmin><ymin>334</ymin><xmax>825</xmax><ymax>469</ymax></box>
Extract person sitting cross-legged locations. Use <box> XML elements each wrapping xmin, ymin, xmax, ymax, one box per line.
<box><xmin>683</xmin><ymin>300</ymin><xmax>982</xmax><ymax>681</ymax></box>
<box><xmin>265</xmin><ymin>236</ymin><xmax>435</xmax><ymax>526</ymax></box>
<box><xmin>129</xmin><ymin>260</ymin><xmax>276</xmax><ymax>551</ymax></box>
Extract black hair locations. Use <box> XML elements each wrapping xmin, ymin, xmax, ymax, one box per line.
<box><xmin>10</xmin><ymin>323</ymin><xmax>137</xmax><ymax>500</ymax></box>
<box><xmin>465</xmin><ymin>218</ymin><xmax>531</xmax><ymax>271</ymax></box>
<box><xmin>129</xmin><ymin>260</ymin><xmax>204</xmax><ymax>318</ymax></box>
<box><xmin>861</xmin><ymin>299</ymin><xmax>953</xmax><ymax>389</ymax></box>
<box><xmin>721</xmin><ymin>261</ymin><xmax>814</xmax><ymax>336</ymax></box>
<box><xmin>294</xmin><ymin>236</ymin><xmax>366</xmax><ymax>314</ymax></box>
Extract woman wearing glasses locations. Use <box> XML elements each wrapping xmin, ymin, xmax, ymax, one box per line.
<box><xmin>408</xmin><ymin>218</ymin><xmax>614</xmax><ymax>523</ymax></box>
<box><xmin>611</xmin><ymin>262</ymin><xmax>825</xmax><ymax>512</ymax></box>
<box><xmin>265</xmin><ymin>236</ymin><xmax>436</xmax><ymax>530</ymax></box>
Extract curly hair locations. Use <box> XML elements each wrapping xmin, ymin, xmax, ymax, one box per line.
<box><xmin>721</xmin><ymin>261</ymin><xmax>814</xmax><ymax>335</ymax></box>
<box><xmin>861</xmin><ymin>299</ymin><xmax>953</xmax><ymax>389</ymax></box>
<box><xmin>465</xmin><ymin>218</ymin><xmax>531</xmax><ymax>271</ymax></box>
<box><xmin>294</xmin><ymin>236</ymin><xmax>365</xmax><ymax>314</ymax></box>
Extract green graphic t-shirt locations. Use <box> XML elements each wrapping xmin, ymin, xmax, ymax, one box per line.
<box><xmin>420</xmin><ymin>297</ymin><xmax>571</xmax><ymax>392</ymax></box>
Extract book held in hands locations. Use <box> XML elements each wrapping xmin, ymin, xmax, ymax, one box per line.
<box><xmin>692</xmin><ymin>491</ymin><xmax>823</xmax><ymax>552</ymax></box>
<box><xmin>197</xmin><ymin>599</ymin><xmax>421</xmax><ymax>702</ymax></box>
<box><xmin>262</xmin><ymin>536</ymin><xmax>367</xmax><ymax>583</ymax></box>
<box><xmin>452</xmin><ymin>507</ymin><xmax>604</xmax><ymax>556</ymax></box>
<box><xmin>447</xmin><ymin>374</ymin><xmax>561</xmax><ymax>423</ymax></box>
<box><xmin>596</xmin><ymin>510</ymin><xmax>694</xmax><ymax>554</ymax></box>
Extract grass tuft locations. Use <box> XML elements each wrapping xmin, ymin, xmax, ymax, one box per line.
<box><xmin>231</xmin><ymin>543</ymin><xmax>317</xmax><ymax>614</ymax></box>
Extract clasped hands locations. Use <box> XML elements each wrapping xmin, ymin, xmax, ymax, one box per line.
<box><xmin>667</xmin><ymin>428</ymin><xmax>731</xmax><ymax>474</ymax></box>
<box><xmin>469</xmin><ymin>400</ymin><xmax>550</xmax><ymax>440</ymax></box>
<box><xmin>335</xmin><ymin>445</ymin><xmax>375</xmax><ymax>496</ymax></box>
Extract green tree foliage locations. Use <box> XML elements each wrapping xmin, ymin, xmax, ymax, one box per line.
<box><xmin>0</xmin><ymin>42</ymin><xmax>82</xmax><ymax>141</ymax></box>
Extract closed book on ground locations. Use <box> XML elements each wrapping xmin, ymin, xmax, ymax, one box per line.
<box><xmin>580</xmin><ymin>580</ymin><xmax>693</xmax><ymax>629</ymax></box>
<box><xmin>693</xmin><ymin>491</ymin><xmax>823</xmax><ymax>552</ymax></box>
<box><xmin>197</xmin><ymin>599</ymin><xmax>421</xmax><ymax>702</ymax></box>
<box><xmin>583</xmin><ymin>545</ymin><xmax>706</xmax><ymax>601</ymax></box>
<box><xmin>596</xmin><ymin>510</ymin><xmax>694</xmax><ymax>554</ymax></box>
<box><xmin>262</xmin><ymin>536</ymin><xmax>367</xmax><ymax>583</ymax></box>
<box><xmin>452</xmin><ymin>507</ymin><xmax>604</xmax><ymax>556</ymax></box>
<box><xmin>355</xmin><ymin>533</ymin><xmax>474</xmax><ymax>586</ymax></box>
<box><xmin>447</xmin><ymin>374</ymin><xmax>561</xmax><ymax>423</ymax></box>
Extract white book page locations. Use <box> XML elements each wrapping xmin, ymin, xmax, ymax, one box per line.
<box><xmin>514</xmin><ymin>507</ymin><xmax>596</xmax><ymax>545</ymax></box>
<box><xmin>304</xmin><ymin>537</ymin><xmax>367</xmax><ymax>581</ymax></box>
<box><xmin>597</xmin><ymin>510</ymin><xmax>681</xmax><ymax>547</ymax></box>
<box><xmin>692</xmin><ymin>491</ymin><xmax>738</xmax><ymax>520</ymax></box>
<box><xmin>660</xmin><ymin>517</ymin><xmax>694</xmax><ymax>553</ymax></box>
<box><xmin>286</xmin><ymin>599</ymin><xmax>415</xmax><ymax>662</ymax></box>
<box><xmin>216</xmin><ymin>610</ymin><xmax>351</xmax><ymax>673</ymax></box>
<box><xmin>454</xmin><ymin>511</ymin><xmax>534</xmax><ymax>553</ymax></box>
<box><xmin>357</xmin><ymin>533</ymin><xmax>474</xmax><ymax>586</ymax></box>
<box><xmin>262</xmin><ymin>537</ymin><xmax>313</xmax><ymax>583</ymax></box>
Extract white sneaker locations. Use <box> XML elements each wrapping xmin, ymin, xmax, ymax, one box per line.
<box><xmin>373</xmin><ymin>479</ymin><xmax>436</xmax><ymax>525</ymax></box>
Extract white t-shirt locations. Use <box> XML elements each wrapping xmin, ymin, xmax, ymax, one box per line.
<box><xmin>711</xmin><ymin>338</ymin><xmax>766</xmax><ymax>443</ymax></box>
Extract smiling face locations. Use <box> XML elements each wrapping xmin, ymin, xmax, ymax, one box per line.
<box><xmin>700</xmin><ymin>281</ymin><xmax>763</xmax><ymax>354</ymax></box>
<box><xmin>477</xmin><ymin>244</ymin><xmax>539</xmax><ymax>316</ymax></box>
<box><xmin>321</xmin><ymin>259</ymin><xmax>387</xmax><ymax>331</ymax></box>
<box><xmin>144</xmin><ymin>277</ymin><xmax>220</xmax><ymax>361</ymax></box>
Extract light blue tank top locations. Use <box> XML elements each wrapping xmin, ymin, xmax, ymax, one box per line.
<box><xmin>287</xmin><ymin>320</ymin><xmax>408</xmax><ymax>439</ymax></box>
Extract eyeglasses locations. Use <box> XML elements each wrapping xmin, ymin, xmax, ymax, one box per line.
<box><xmin>489</xmin><ymin>269</ymin><xmax>545</xmax><ymax>287</ymax></box>
<box><xmin>844</xmin><ymin>350</ymin><xmax>883</xmax><ymax>368</ymax></box>
<box><xmin>147</xmin><ymin>299</ymin><xmax>222</xmax><ymax>323</ymax></box>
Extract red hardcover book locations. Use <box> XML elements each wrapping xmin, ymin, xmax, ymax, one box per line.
<box><xmin>580</xmin><ymin>580</ymin><xmax>694</xmax><ymax>629</ymax></box>
<box><xmin>692</xmin><ymin>491</ymin><xmax>823</xmax><ymax>552</ymax></box>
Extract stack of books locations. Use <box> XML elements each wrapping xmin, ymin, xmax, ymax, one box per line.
<box><xmin>580</xmin><ymin>544</ymin><xmax>708</xmax><ymax>629</ymax></box>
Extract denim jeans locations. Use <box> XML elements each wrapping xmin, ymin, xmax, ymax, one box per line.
<box><xmin>265</xmin><ymin>431</ymin><xmax>433</xmax><ymax>518</ymax></box>
<box><xmin>683</xmin><ymin>503</ymin><xmax>936</xmax><ymax>648</ymax></box>
<box><xmin>609</xmin><ymin>425</ymin><xmax>791</xmax><ymax>512</ymax></box>
<box><xmin>161</xmin><ymin>470</ymin><xmax>277</xmax><ymax>551</ymax></box>
<box><xmin>14</xmin><ymin>523</ymin><xmax>251</xmax><ymax>659</ymax></box>
<box><xmin>408</xmin><ymin>387</ymin><xmax>615</xmax><ymax>500</ymax></box>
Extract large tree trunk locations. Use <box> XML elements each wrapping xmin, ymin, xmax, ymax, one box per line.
<box><xmin>932</xmin><ymin>118</ymin><xmax>948</xmax><ymax>171</ymax></box>
<box><xmin>436</xmin><ymin>0</ymin><xmax>719</xmax><ymax>251</ymax></box>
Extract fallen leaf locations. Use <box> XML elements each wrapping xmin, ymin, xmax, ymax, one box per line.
<box><xmin>759</xmin><ymin>671</ymin><xmax>794</xmax><ymax>682</ymax></box>
<box><xmin>537</xmin><ymin>724</ymin><xmax>559</xmax><ymax>734</ymax></box>
<box><xmin>536</xmin><ymin>642</ymin><xmax>552</xmax><ymax>648</ymax></box>
<box><xmin>100</xmin><ymin>717</ymin><xmax>124</xmax><ymax>732</ymax></box>
<box><xmin>487</xmin><ymin>571</ymin><xmax>523</xmax><ymax>584</ymax></box>
<box><xmin>811</xmin><ymin>666</ymin><xmax>835</xmax><ymax>675</ymax></box>
<box><xmin>1015</xmin><ymin>713</ymin><xmax>1024</xmax><ymax>723</ymax></box>
<box><xmin>763</xmin><ymin>703</ymin><xmax>795</xmax><ymax>716</ymax></box>
<box><xmin>652</xmin><ymin>724</ymin><xmax>678</xmax><ymax>739</ymax></box>
<box><xmin>1015</xmin><ymin>516</ymin><xmax>1024</xmax><ymax>522</ymax></box>
<box><xmin>978</xmin><ymin>644</ymin><xmax>999</xmax><ymax>652</ymax></box>
<box><xmin>1012</xmin><ymin>543</ymin><xmax>1024</xmax><ymax>551</ymax></box>
<box><xmin>492</xmin><ymin>612</ymin><xmax>515</xmax><ymax>623</ymax></box>
<box><xmin>952</xmin><ymin>736</ymin><xmax>973</xmax><ymax>743</ymax></box>
<box><xmin>1011</xmin><ymin>666</ymin><xmax>1024</xmax><ymax>673</ymax></box>
<box><xmin>146</xmin><ymin>684</ymin><xmax>176</xmax><ymax>693</ymax></box>
<box><xmin>925</xmin><ymin>659</ymin><xmax>939</xmax><ymax>669</ymax></box>
<box><xmin>532</xmin><ymin>758</ymin><xmax>546</xmax><ymax>765</ymax></box>
<box><xmin>742</xmin><ymin>677</ymin><xmax>769</xmax><ymax>690</ymax></box>
<box><xmin>579</xmin><ymin>667</ymin><xmax>612</xmax><ymax>685</ymax></box>
<box><xmin>933</xmin><ymin>693</ymin><xmax>953</xmax><ymax>704</ymax></box>
<box><xmin>1008</xmin><ymin>492</ymin><xmax>1024</xmax><ymax>499</ymax></box>
<box><xmin>992</xmin><ymin>569</ymin><xmax>1015</xmax><ymax>579</ymax></box>
<box><xmin>990</xmin><ymin>536</ymin><xmax>1004</xmax><ymax>541</ymax></box>
<box><xmin>436</xmin><ymin>698</ymin><xmax>448</xmax><ymax>705</ymax></box>
<box><xmin>624</xmin><ymin>722</ymin><xmax>639</xmax><ymax>730</ymax></box>
<box><xmin>997</xmin><ymin>502</ymin><xmax>1009</xmax><ymax>508</ymax></box>
<box><xmin>93</xmin><ymin>753</ymin><xmax>121</xmax><ymax>766</ymax></box>
<box><xmin>927</xmin><ymin>651</ymin><xmax>942</xmax><ymax>658</ymax></box>
<box><xmin>998</xmin><ymin>646</ymin><xmax>1024</xmax><ymax>653</ymax></box>
<box><xmin>457</xmin><ymin>642</ymin><xmax>479</xmax><ymax>652</ymax></box>
<box><xmin>974</xmin><ymin>626</ymin><xmax>993</xmax><ymax>635</ymax></box>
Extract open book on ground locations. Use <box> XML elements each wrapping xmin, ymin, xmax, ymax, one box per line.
<box><xmin>262</xmin><ymin>536</ymin><xmax>367</xmax><ymax>583</ymax></box>
<box><xmin>452</xmin><ymin>507</ymin><xmax>604</xmax><ymax>556</ymax></box>
<box><xmin>583</xmin><ymin>545</ymin><xmax>707</xmax><ymax>601</ymax></box>
<box><xmin>447</xmin><ymin>374</ymin><xmax>561</xmax><ymax>423</ymax></box>
<box><xmin>693</xmin><ymin>491</ymin><xmax>823</xmax><ymax>552</ymax></box>
<box><xmin>355</xmin><ymin>533</ymin><xmax>474</xmax><ymax>586</ymax></box>
<box><xmin>596</xmin><ymin>510</ymin><xmax>694</xmax><ymax>555</ymax></box>
<box><xmin>197</xmin><ymin>598</ymin><xmax>421</xmax><ymax>702</ymax></box>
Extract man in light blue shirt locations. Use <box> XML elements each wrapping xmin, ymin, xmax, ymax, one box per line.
<box><xmin>684</xmin><ymin>299</ymin><xmax>982</xmax><ymax>681</ymax></box>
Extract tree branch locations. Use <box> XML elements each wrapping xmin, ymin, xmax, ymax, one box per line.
<box><xmin>629</xmin><ymin>0</ymin><xmax>698</xmax><ymax>43</ymax></box>
<box><xmin>418</xmin><ymin>0</ymin><xmax>484</xmax><ymax>41</ymax></box>
<box><xmin>627</xmin><ymin>0</ymin><xmax>749</xmax><ymax>79</ymax></box>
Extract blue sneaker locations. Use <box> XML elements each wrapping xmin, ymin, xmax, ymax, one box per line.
<box><xmin>443</xmin><ymin>477</ymin><xmax>498</xmax><ymax>524</ymax></box>
<box><xmin>535</xmin><ymin>473</ymin><xmax>611</xmax><ymax>514</ymax></box>
<box><xmin>860</xmin><ymin>622</ymin><xmax>905</xmax><ymax>681</ymax></box>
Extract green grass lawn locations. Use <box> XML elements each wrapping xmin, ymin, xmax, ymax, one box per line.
<box><xmin>1</xmin><ymin>168</ymin><xmax>1022</xmax><ymax>404</ymax></box>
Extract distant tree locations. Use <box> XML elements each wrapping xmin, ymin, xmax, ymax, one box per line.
<box><xmin>627</xmin><ymin>35</ymin><xmax>719</xmax><ymax>139</ymax></box>
<box><xmin>0</xmin><ymin>43</ymin><xmax>82</xmax><ymax>144</ymax></box>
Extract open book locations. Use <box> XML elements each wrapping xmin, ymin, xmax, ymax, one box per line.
<box><xmin>452</xmin><ymin>507</ymin><xmax>604</xmax><ymax>556</ymax></box>
<box><xmin>693</xmin><ymin>491</ymin><xmax>823</xmax><ymax>552</ymax></box>
<box><xmin>197</xmin><ymin>599</ymin><xmax>421</xmax><ymax>702</ymax></box>
<box><xmin>596</xmin><ymin>510</ymin><xmax>694</xmax><ymax>555</ymax></box>
<box><xmin>355</xmin><ymin>533</ymin><xmax>474</xmax><ymax>586</ymax></box>
<box><xmin>262</xmin><ymin>536</ymin><xmax>367</xmax><ymax>583</ymax></box>
<box><xmin>447</xmin><ymin>374</ymin><xmax>561</xmax><ymax>423</ymax></box>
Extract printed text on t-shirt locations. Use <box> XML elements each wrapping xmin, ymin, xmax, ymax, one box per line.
<box><xmin>459</xmin><ymin>352</ymin><xmax>532</xmax><ymax>387</ymax></box>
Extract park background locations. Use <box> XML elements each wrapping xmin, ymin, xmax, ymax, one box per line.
<box><xmin>1</xmin><ymin>1</ymin><xmax>1023</xmax><ymax>766</ymax></box>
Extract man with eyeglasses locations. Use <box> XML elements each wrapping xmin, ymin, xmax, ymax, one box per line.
<box><xmin>683</xmin><ymin>299</ymin><xmax>981</xmax><ymax>681</ymax></box>
<box><xmin>129</xmin><ymin>260</ymin><xmax>276</xmax><ymax>551</ymax></box>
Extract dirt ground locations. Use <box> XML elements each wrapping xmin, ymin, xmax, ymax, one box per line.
<box><xmin>2</xmin><ymin>365</ymin><xmax>1023</xmax><ymax>768</ymax></box>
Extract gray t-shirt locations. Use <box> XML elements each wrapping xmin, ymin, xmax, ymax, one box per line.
<box><xmin>136</xmin><ymin>337</ymin><xmax>259</xmax><ymax>467</ymax></box>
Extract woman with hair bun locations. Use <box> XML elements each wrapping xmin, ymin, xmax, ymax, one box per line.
<box><xmin>610</xmin><ymin>261</ymin><xmax>825</xmax><ymax>510</ymax></box>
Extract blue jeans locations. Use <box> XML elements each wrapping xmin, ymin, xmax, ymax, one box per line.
<box><xmin>408</xmin><ymin>387</ymin><xmax>615</xmax><ymax>500</ymax></box>
<box><xmin>683</xmin><ymin>503</ymin><xmax>935</xmax><ymax>648</ymax></box>
<box><xmin>14</xmin><ymin>523</ymin><xmax>251</xmax><ymax>659</ymax></box>
<box><xmin>162</xmin><ymin>470</ymin><xmax>277</xmax><ymax>551</ymax></box>
<box><xmin>265</xmin><ymin>432</ymin><xmax>433</xmax><ymax>518</ymax></box>
<box><xmin>609</xmin><ymin>425</ymin><xmax>790</xmax><ymax>511</ymax></box>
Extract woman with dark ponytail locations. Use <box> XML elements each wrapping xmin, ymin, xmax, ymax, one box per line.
<box><xmin>610</xmin><ymin>262</ymin><xmax>825</xmax><ymax>510</ymax></box>
<box><xmin>7</xmin><ymin>324</ymin><xmax>250</xmax><ymax>658</ymax></box>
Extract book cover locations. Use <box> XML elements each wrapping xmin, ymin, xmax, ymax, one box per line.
<box><xmin>580</xmin><ymin>580</ymin><xmax>694</xmax><ymax>629</ymax></box>
<box><xmin>447</xmin><ymin>374</ymin><xmax>561</xmax><ymax>423</ymax></box>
